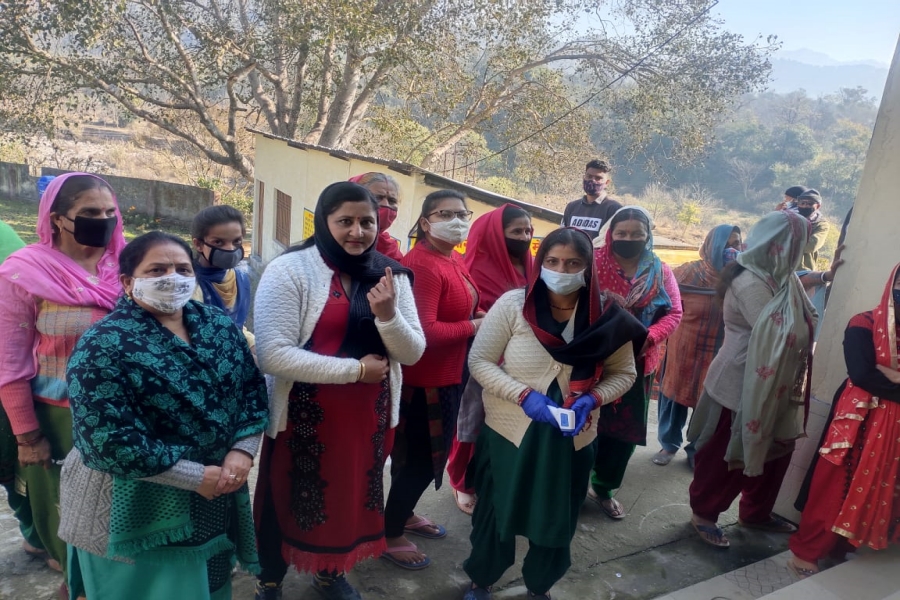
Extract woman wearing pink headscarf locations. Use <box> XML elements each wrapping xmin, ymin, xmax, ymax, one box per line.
<box><xmin>0</xmin><ymin>173</ymin><xmax>125</xmax><ymax>599</ymax></box>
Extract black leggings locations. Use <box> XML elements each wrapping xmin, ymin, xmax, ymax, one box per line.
<box><xmin>384</xmin><ymin>388</ymin><xmax>436</xmax><ymax>538</ymax></box>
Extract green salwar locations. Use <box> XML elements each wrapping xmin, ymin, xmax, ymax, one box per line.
<box><xmin>591</xmin><ymin>372</ymin><xmax>652</xmax><ymax>498</ymax></box>
<box><xmin>463</xmin><ymin>419</ymin><xmax>595</xmax><ymax>595</ymax></box>
<box><xmin>17</xmin><ymin>403</ymin><xmax>73</xmax><ymax>568</ymax></box>
<box><xmin>1</xmin><ymin>403</ymin><xmax>42</xmax><ymax>550</ymax></box>
<box><xmin>70</xmin><ymin>546</ymin><xmax>233</xmax><ymax>600</ymax></box>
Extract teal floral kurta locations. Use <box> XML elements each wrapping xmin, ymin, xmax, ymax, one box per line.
<box><xmin>66</xmin><ymin>296</ymin><xmax>268</xmax><ymax>590</ymax></box>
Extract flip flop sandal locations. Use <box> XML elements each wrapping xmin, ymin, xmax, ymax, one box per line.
<box><xmin>453</xmin><ymin>489</ymin><xmax>477</xmax><ymax>516</ymax></box>
<box><xmin>463</xmin><ymin>585</ymin><xmax>493</xmax><ymax>600</ymax></box>
<box><xmin>691</xmin><ymin>521</ymin><xmax>730</xmax><ymax>548</ymax></box>
<box><xmin>381</xmin><ymin>544</ymin><xmax>432</xmax><ymax>570</ymax></box>
<box><xmin>786</xmin><ymin>558</ymin><xmax>819</xmax><ymax>579</ymax></box>
<box><xmin>739</xmin><ymin>516</ymin><xmax>798</xmax><ymax>533</ymax></box>
<box><xmin>586</xmin><ymin>488</ymin><xmax>626</xmax><ymax>519</ymax></box>
<box><xmin>404</xmin><ymin>516</ymin><xmax>447</xmax><ymax>539</ymax></box>
<box><xmin>651</xmin><ymin>450</ymin><xmax>675</xmax><ymax>466</ymax></box>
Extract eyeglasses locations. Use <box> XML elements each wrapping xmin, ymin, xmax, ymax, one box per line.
<box><xmin>427</xmin><ymin>210</ymin><xmax>474</xmax><ymax>222</ymax></box>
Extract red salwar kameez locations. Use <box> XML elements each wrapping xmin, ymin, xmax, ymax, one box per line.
<box><xmin>254</xmin><ymin>273</ymin><xmax>392</xmax><ymax>574</ymax></box>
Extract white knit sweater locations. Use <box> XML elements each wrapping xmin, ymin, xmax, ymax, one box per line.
<box><xmin>254</xmin><ymin>246</ymin><xmax>426</xmax><ymax>437</ymax></box>
<box><xmin>469</xmin><ymin>289</ymin><xmax>637</xmax><ymax>450</ymax></box>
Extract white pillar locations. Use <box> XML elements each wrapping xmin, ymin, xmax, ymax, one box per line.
<box><xmin>774</xmin><ymin>35</ymin><xmax>900</xmax><ymax>521</ymax></box>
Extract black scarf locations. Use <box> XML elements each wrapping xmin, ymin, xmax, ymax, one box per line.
<box><xmin>312</xmin><ymin>182</ymin><xmax>413</xmax><ymax>359</ymax></box>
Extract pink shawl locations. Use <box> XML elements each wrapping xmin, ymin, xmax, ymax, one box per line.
<box><xmin>0</xmin><ymin>173</ymin><xmax>126</xmax><ymax>310</ymax></box>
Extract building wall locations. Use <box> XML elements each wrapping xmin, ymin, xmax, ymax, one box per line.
<box><xmin>253</xmin><ymin>135</ymin><xmax>560</xmax><ymax>263</ymax></box>
<box><xmin>252</xmin><ymin>135</ymin><xmax>698</xmax><ymax>266</ymax></box>
<box><xmin>773</xmin><ymin>37</ymin><xmax>900</xmax><ymax>522</ymax></box>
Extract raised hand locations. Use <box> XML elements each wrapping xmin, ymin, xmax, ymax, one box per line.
<box><xmin>367</xmin><ymin>267</ymin><xmax>396</xmax><ymax>322</ymax></box>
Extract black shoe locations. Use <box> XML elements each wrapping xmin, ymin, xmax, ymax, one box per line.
<box><xmin>254</xmin><ymin>581</ymin><xmax>283</xmax><ymax>600</ymax></box>
<box><xmin>311</xmin><ymin>573</ymin><xmax>363</xmax><ymax>600</ymax></box>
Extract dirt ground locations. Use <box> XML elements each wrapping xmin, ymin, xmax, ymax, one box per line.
<box><xmin>0</xmin><ymin>403</ymin><xmax>791</xmax><ymax>600</ymax></box>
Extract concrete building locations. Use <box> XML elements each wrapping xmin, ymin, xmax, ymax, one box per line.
<box><xmin>248</xmin><ymin>129</ymin><xmax>697</xmax><ymax>266</ymax></box>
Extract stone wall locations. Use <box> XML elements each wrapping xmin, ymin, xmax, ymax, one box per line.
<box><xmin>0</xmin><ymin>161</ymin><xmax>214</xmax><ymax>224</ymax></box>
<box><xmin>41</xmin><ymin>167</ymin><xmax>214</xmax><ymax>224</ymax></box>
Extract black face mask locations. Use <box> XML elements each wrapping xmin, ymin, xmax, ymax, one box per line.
<box><xmin>797</xmin><ymin>207</ymin><xmax>815</xmax><ymax>219</ymax></box>
<box><xmin>202</xmin><ymin>242</ymin><xmax>244</xmax><ymax>270</ymax></box>
<box><xmin>893</xmin><ymin>289</ymin><xmax>900</xmax><ymax>309</ymax></box>
<box><xmin>611</xmin><ymin>239</ymin><xmax>645</xmax><ymax>259</ymax></box>
<box><xmin>62</xmin><ymin>215</ymin><xmax>117</xmax><ymax>248</ymax></box>
<box><xmin>505</xmin><ymin>237</ymin><xmax>531</xmax><ymax>259</ymax></box>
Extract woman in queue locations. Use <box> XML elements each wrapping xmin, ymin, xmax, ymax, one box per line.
<box><xmin>688</xmin><ymin>211</ymin><xmax>818</xmax><ymax>547</ymax></box>
<box><xmin>350</xmin><ymin>172</ymin><xmax>404</xmax><ymax>261</ymax></box>
<box><xmin>383</xmin><ymin>190</ymin><xmax>479</xmax><ymax>569</ymax></box>
<box><xmin>60</xmin><ymin>231</ymin><xmax>268</xmax><ymax>599</ymax></box>
<box><xmin>447</xmin><ymin>203</ymin><xmax>534</xmax><ymax>515</ymax></box>
<box><xmin>461</xmin><ymin>228</ymin><xmax>644</xmax><ymax>600</ymax></box>
<box><xmin>253</xmin><ymin>182</ymin><xmax>425</xmax><ymax>599</ymax></box>
<box><xmin>190</xmin><ymin>205</ymin><xmax>256</xmax><ymax>350</ymax></box>
<box><xmin>589</xmin><ymin>206</ymin><xmax>682</xmax><ymax>519</ymax></box>
<box><xmin>788</xmin><ymin>264</ymin><xmax>900</xmax><ymax>576</ymax></box>
<box><xmin>0</xmin><ymin>173</ymin><xmax>125</xmax><ymax>599</ymax></box>
<box><xmin>653</xmin><ymin>224</ymin><xmax>741</xmax><ymax>468</ymax></box>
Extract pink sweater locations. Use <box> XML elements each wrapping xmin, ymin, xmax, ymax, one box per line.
<box><xmin>0</xmin><ymin>281</ymin><xmax>107</xmax><ymax>434</ymax></box>
<box><xmin>643</xmin><ymin>264</ymin><xmax>683</xmax><ymax>375</ymax></box>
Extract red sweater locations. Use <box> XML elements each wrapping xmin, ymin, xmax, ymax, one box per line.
<box><xmin>401</xmin><ymin>242</ymin><xmax>478</xmax><ymax>387</ymax></box>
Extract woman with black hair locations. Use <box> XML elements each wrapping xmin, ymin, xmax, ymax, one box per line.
<box><xmin>61</xmin><ymin>231</ymin><xmax>268</xmax><ymax>600</ymax></box>
<box><xmin>253</xmin><ymin>182</ymin><xmax>425</xmax><ymax>599</ymax></box>
<box><xmin>190</xmin><ymin>205</ymin><xmax>255</xmax><ymax>349</ymax></box>
<box><xmin>461</xmin><ymin>228</ymin><xmax>642</xmax><ymax>600</ymax></box>
<box><xmin>589</xmin><ymin>206</ymin><xmax>682</xmax><ymax>519</ymax></box>
<box><xmin>382</xmin><ymin>189</ymin><xmax>480</xmax><ymax>569</ymax></box>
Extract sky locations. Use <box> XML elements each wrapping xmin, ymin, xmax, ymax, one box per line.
<box><xmin>713</xmin><ymin>0</ymin><xmax>900</xmax><ymax>65</ymax></box>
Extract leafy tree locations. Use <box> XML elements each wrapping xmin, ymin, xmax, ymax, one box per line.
<box><xmin>0</xmin><ymin>0</ymin><xmax>774</xmax><ymax>178</ymax></box>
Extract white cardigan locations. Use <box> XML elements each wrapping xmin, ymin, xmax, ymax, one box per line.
<box><xmin>254</xmin><ymin>246</ymin><xmax>426</xmax><ymax>438</ymax></box>
<box><xmin>469</xmin><ymin>289</ymin><xmax>637</xmax><ymax>450</ymax></box>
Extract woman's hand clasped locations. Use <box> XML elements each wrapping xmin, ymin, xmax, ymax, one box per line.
<box><xmin>368</xmin><ymin>267</ymin><xmax>396</xmax><ymax>322</ymax></box>
<box><xmin>197</xmin><ymin>466</ymin><xmax>223</xmax><ymax>500</ymax></box>
<box><xmin>216</xmin><ymin>450</ymin><xmax>253</xmax><ymax>495</ymax></box>
<box><xmin>359</xmin><ymin>354</ymin><xmax>390</xmax><ymax>384</ymax></box>
<box><xmin>16</xmin><ymin>433</ymin><xmax>53</xmax><ymax>469</ymax></box>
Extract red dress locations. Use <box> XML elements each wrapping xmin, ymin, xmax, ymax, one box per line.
<box><xmin>254</xmin><ymin>273</ymin><xmax>391</xmax><ymax>573</ymax></box>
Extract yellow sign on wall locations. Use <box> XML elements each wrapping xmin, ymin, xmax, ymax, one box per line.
<box><xmin>530</xmin><ymin>237</ymin><xmax>542</xmax><ymax>257</ymax></box>
<box><xmin>302</xmin><ymin>209</ymin><xmax>315</xmax><ymax>240</ymax></box>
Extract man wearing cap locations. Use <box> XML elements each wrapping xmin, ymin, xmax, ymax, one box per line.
<box><xmin>561</xmin><ymin>159</ymin><xmax>622</xmax><ymax>239</ymax></box>
<box><xmin>775</xmin><ymin>185</ymin><xmax>808</xmax><ymax>212</ymax></box>
<box><xmin>794</xmin><ymin>188</ymin><xmax>830</xmax><ymax>271</ymax></box>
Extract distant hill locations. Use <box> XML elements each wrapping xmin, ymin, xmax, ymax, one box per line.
<box><xmin>769</xmin><ymin>51</ymin><xmax>890</xmax><ymax>99</ymax></box>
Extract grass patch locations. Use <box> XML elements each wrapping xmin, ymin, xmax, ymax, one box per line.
<box><xmin>1</xmin><ymin>196</ymin><xmax>191</xmax><ymax>243</ymax></box>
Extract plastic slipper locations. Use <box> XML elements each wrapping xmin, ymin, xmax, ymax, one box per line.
<box><xmin>587</xmin><ymin>488</ymin><xmax>626</xmax><ymax>519</ymax></box>
<box><xmin>403</xmin><ymin>516</ymin><xmax>447</xmax><ymax>539</ymax></box>
<box><xmin>381</xmin><ymin>544</ymin><xmax>431</xmax><ymax>570</ymax></box>
<box><xmin>786</xmin><ymin>557</ymin><xmax>819</xmax><ymax>579</ymax></box>
<box><xmin>651</xmin><ymin>450</ymin><xmax>675</xmax><ymax>466</ymax></box>
<box><xmin>454</xmin><ymin>489</ymin><xmax>476</xmax><ymax>516</ymax></box>
<box><xmin>691</xmin><ymin>521</ymin><xmax>730</xmax><ymax>548</ymax></box>
<box><xmin>739</xmin><ymin>516</ymin><xmax>797</xmax><ymax>533</ymax></box>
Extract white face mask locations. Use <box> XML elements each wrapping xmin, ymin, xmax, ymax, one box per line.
<box><xmin>428</xmin><ymin>218</ymin><xmax>470</xmax><ymax>245</ymax></box>
<box><xmin>540</xmin><ymin>267</ymin><xmax>585</xmax><ymax>295</ymax></box>
<box><xmin>131</xmin><ymin>273</ymin><xmax>196</xmax><ymax>314</ymax></box>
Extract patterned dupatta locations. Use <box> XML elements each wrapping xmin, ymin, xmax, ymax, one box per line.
<box><xmin>727</xmin><ymin>211</ymin><xmax>816</xmax><ymax>476</ymax></box>
<box><xmin>523</xmin><ymin>228</ymin><xmax>646</xmax><ymax>407</ymax></box>
<box><xmin>593</xmin><ymin>206</ymin><xmax>671</xmax><ymax>328</ymax></box>
<box><xmin>819</xmin><ymin>263</ymin><xmax>900</xmax><ymax>549</ymax></box>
